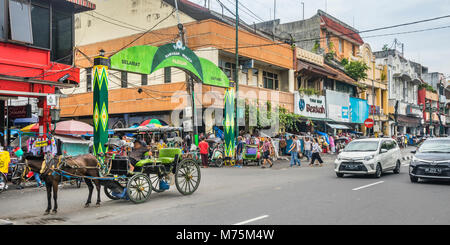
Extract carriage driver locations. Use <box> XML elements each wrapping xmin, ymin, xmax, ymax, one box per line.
<box><xmin>128</xmin><ymin>140</ymin><xmax>149</xmax><ymax>172</ymax></box>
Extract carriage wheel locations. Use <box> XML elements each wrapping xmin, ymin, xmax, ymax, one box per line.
<box><xmin>175</xmin><ymin>159</ymin><xmax>201</xmax><ymax>195</ymax></box>
<box><xmin>148</xmin><ymin>173</ymin><xmax>166</xmax><ymax>193</ymax></box>
<box><xmin>214</xmin><ymin>150</ymin><xmax>224</xmax><ymax>168</ymax></box>
<box><xmin>104</xmin><ymin>186</ymin><xmax>121</xmax><ymax>200</ymax></box>
<box><xmin>126</xmin><ymin>174</ymin><xmax>152</xmax><ymax>204</ymax></box>
<box><xmin>0</xmin><ymin>174</ymin><xmax>7</xmax><ymax>193</ymax></box>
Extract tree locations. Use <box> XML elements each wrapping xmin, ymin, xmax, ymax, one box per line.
<box><xmin>343</xmin><ymin>60</ymin><xmax>369</xmax><ymax>81</ymax></box>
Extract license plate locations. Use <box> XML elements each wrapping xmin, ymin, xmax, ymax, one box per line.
<box><xmin>346</xmin><ymin>165</ymin><xmax>358</xmax><ymax>170</ymax></box>
<box><xmin>424</xmin><ymin>168</ymin><xmax>441</xmax><ymax>174</ymax></box>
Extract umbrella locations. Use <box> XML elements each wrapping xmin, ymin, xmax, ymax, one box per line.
<box><xmin>140</xmin><ymin>119</ymin><xmax>161</xmax><ymax>127</ymax></box>
<box><xmin>55</xmin><ymin>120</ymin><xmax>93</xmax><ymax>135</ymax></box>
<box><xmin>21</xmin><ymin>123</ymin><xmax>39</xmax><ymax>132</ymax></box>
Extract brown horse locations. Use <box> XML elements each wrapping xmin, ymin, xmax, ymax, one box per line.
<box><xmin>40</xmin><ymin>153</ymin><xmax>102</xmax><ymax>215</ymax></box>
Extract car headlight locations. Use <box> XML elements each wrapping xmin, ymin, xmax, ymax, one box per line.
<box><xmin>364</xmin><ymin>155</ymin><xmax>375</xmax><ymax>161</ymax></box>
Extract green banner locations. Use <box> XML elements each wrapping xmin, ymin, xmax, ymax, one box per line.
<box><xmin>224</xmin><ymin>86</ymin><xmax>235</xmax><ymax>158</ymax></box>
<box><xmin>93</xmin><ymin>64</ymin><xmax>109</xmax><ymax>155</ymax></box>
<box><xmin>110</xmin><ymin>42</ymin><xmax>229</xmax><ymax>88</ymax></box>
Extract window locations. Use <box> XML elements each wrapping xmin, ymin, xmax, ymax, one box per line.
<box><xmin>52</xmin><ymin>8</ymin><xmax>73</xmax><ymax>65</ymax></box>
<box><xmin>9</xmin><ymin>0</ymin><xmax>33</xmax><ymax>44</ymax></box>
<box><xmin>219</xmin><ymin>60</ymin><xmax>236</xmax><ymax>80</ymax></box>
<box><xmin>339</xmin><ymin>39</ymin><xmax>343</xmax><ymax>53</ymax></box>
<box><xmin>352</xmin><ymin>45</ymin><xmax>356</xmax><ymax>56</ymax></box>
<box><xmin>240</xmin><ymin>69</ymin><xmax>248</xmax><ymax>85</ymax></box>
<box><xmin>164</xmin><ymin>67</ymin><xmax>171</xmax><ymax>83</ymax></box>
<box><xmin>263</xmin><ymin>71</ymin><xmax>279</xmax><ymax>90</ymax></box>
<box><xmin>297</xmin><ymin>76</ymin><xmax>302</xmax><ymax>90</ymax></box>
<box><xmin>0</xmin><ymin>0</ymin><xmax>5</xmax><ymax>40</ymax></box>
<box><xmin>121</xmin><ymin>72</ymin><xmax>127</xmax><ymax>88</ymax></box>
<box><xmin>31</xmin><ymin>2</ymin><xmax>50</xmax><ymax>49</ymax></box>
<box><xmin>86</xmin><ymin>68</ymin><xmax>92</xmax><ymax>92</ymax></box>
<box><xmin>141</xmin><ymin>74</ymin><xmax>148</xmax><ymax>86</ymax></box>
<box><xmin>250</xmin><ymin>69</ymin><xmax>258</xmax><ymax>87</ymax></box>
<box><xmin>324</xmin><ymin>79</ymin><xmax>333</xmax><ymax>90</ymax></box>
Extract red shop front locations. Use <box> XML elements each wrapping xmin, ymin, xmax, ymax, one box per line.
<box><xmin>0</xmin><ymin>0</ymin><xmax>96</xmax><ymax>146</ymax></box>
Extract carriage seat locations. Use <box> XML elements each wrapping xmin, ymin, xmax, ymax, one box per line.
<box><xmin>157</xmin><ymin>148</ymin><xmax>182</xmax><ymax>164</ymax></box>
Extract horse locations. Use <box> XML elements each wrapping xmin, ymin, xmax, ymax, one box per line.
<box><xmin>40</xmin><ymin>153</ymin><xmax>102</xmax><ymax>215</ymax></box>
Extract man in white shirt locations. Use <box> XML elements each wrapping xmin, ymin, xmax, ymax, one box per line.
<box><xmin>304</xmin><ymin>137</ymin><xmax>312</xmax><ymax>161</ymax></box>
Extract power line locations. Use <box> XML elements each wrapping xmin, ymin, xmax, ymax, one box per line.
<box><xmin>109</xmin><ymin>9</ymin><xmax>177</xmax><ymax>57</ymax></box>
<box><xmin>190</xmin><ymin>22</ymin><xmax>450</xmax><ymax>52</ymax></box>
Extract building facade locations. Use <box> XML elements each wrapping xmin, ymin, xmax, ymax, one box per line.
<box><xmin>375</xmin><ymin>50</ymin><xmax>422</xmax><ymax>136</ymax></box>
<box><xmin>60</xmin><ymin>0</ymin><xmax>295</xmax><ymax>135</ymax></box>
<box><xmin>0</xmin><ymin>0</ymin><xmax>94</xmax><ymax>145</ymax></box>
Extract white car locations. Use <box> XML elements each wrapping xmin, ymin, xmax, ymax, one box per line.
<box><xmin>334</xmin><ymin>138</ymin><xmax>402</xmax><ymax>178</ymax></box>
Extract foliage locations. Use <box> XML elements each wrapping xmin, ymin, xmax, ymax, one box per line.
<box><xmin>340</xmin><ymin>58</ymin><xmax>349</xmax><ymax>66</ymax></box>
<box><xmin>419</xmin><ymin>83</ymin><xmax>436</xmax><ymax>93</ymax></box>
<box><xmin>380</xmin><ymin>71</ymin><xmax>387</xmax><ymax>82</ymax></box>
<box><xmin>278</xmin><ymin>106</ymin><xmax>303</xmax><ymax>132</ymax></box>
<box><xmin>382</xmin><ymin>44</ymin><xmax>390</xmax><ymax>51</ymax></box>
<box><xmin>343</xmin><ymin>60</ymin><xmax>369</xmax><ymax>81</ymax></box>
<box><xmin>312</xmin><ymin>41</ymin><xmax>320</xmax><ymax>54</ymax></box>
<box><xmin>325</xmin><ymin>42</ymin><xmax>336</xmax><ymax>61</ymax></box>
<box><xmin>298</xmin><ymin>87</ymin><xmax>320</xmax><ymax>96</ymax></box>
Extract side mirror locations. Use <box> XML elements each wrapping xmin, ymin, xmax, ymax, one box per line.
<box><xmin>380</xmin><ymin>149</ymin><xmax>388</xmax><ymax>154</ymax></box>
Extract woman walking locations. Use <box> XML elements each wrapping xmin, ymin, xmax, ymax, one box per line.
<box><xmin>309</xmin><ymin>139</ymin><xmax>324</xmax><ymax>167</ymax></box>
<box><xmin>261</xmin><ymin>138</ymin><xmax>273</xmax><ymax>168</ymax></box>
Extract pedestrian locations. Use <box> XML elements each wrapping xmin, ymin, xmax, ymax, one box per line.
<box><xmin>295</xmin><ymin>136</ymin><xmax>302</xmax><ymax>166</ymax></box>
<box><xmin>198</xmin><ymin>137</ymin><xmax>209</xmax><ymax>168</ymax></box>
<box><xmin>304</xmin><ymin>137</ymin><xmax>312</xmax><ymax>161</ymax></box>
<box><xmin>329</xmin><ymin>135</ymin><xmax>335</xmax><ymax>154</ymax></box>
<box><xmin>261</xmin><ymin>138</ymin><xmax>273</xmax><ymax>168</ymax></box>
<box><xmin>309</xmin><ymin>139</ymin><xmax>324</xmax><ymax>167</ymax></box>
<box><xmin>184</xmin><ymin>133</ymin><xmax>192</xmax><ymax>153</ymax></box>
<box><xmin>288</xmin><ymin>137</ymin><xmax>299</xmax><ymax>167</ymax></box>
<box><xmin>236</xmin><ymin>136</ymin><xmax>244</xmax><ymax>166</ymax></box>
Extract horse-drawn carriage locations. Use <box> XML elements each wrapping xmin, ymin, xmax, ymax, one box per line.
<box><xmin>100</xmin><ymin>126</ymin><xmax>201</xmax><ymax>204</ymax></box>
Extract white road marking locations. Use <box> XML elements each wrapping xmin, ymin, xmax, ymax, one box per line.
<box><xmin>352</xmin><ymin>181</ymin><xmax>384</xmax><ymax>191</ymax></box>
<box><xmin>402</xmin><ymin>163</ymin><xmax>410</xmax><ymax>167</ymax></box>
<box><xmin>234</xmin><ymin>215</ymin><xmax>269</xmax><ymax>225</ymax></box>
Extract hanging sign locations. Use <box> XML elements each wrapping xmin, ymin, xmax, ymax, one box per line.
<box><xmin>110</xmin><ymin>43</ymin><xmax>230</xmax><ymax>88</ymax></box>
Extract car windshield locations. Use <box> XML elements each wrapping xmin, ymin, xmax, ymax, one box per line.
<box><xmin>418</xmin><ymin>140</ymin><xmax>450</xmax><ymax>153</ymax></box>
<box><xmin>344</xmin><ymin>141</ymin><xmax>379</xmax><ymax>152</ymax></box>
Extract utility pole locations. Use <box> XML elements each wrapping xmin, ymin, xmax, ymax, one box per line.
<box><xmin>175</xmin><ymin>0</ymin><xmax>198</xmax><ymax>145</ymax></box>
<box><xmin>301</xmin><ymin>2</ymin><xmax>305</xmax><ymax>20</ymax></box>
<box><xmin>235</xmin><ymin>0</ymin><xmax>239</xmax><ymax>145</ymax></box>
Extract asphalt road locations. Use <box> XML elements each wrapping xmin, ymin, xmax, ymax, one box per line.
<box><xmin>1</xmin><ymin>146</ymin><xmax>449</xmax><ymax>225</ymax></box>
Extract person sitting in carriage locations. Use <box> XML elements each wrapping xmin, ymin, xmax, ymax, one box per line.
<box><xmin>128</xmin><ymin>140</ymin><xmax>149</xmax><ymax>172</ymax></box>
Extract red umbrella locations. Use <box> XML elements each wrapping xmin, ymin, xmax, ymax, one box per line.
<box><xmin>55</xmin><ymin>120</ymin><xmax>93</xmax><ymax>135</ymax></box>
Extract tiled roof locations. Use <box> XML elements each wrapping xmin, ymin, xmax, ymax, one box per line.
<box><xmin>324</xmin><ymin>63</ymin><xmax>357</xmax><ymax>85</ymax></box>
<box><xmin>320</xmin><ymin>15</ymin><xmax>363</xmax><ymax>45</ymax></box>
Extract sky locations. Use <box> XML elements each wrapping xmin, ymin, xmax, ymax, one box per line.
<box><xmin>192</xmin><ymin>0</ymin><xmax>450</xmax><ymax>78</ymax></box>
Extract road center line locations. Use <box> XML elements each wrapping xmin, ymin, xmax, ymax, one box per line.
<box><xmin>352</xmin><ymin>181</ymin><xmax>384</xmax><ymax>191</ymax></box>
<box><xmin>234</xmin><ymin>215</ymin><xmax>269</xmax><ymax>225</ymax></box>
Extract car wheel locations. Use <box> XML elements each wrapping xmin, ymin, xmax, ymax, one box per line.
<box><xmin>410</xmin><ymin>175</ymin><xmax>419</xmax><ymax>183</ymax></box>
<box><xmin>374</xmin><ymin>163</ymin><xmax>382</xmax><ymax>178</ymax></box>
<box><xmin>336</xmin><ymin>172</ymin><xmax>344</xmax><ymax>178</ymax></box>
<box><xmin>393</xmin><ymin>160</ymin><xmax>401</xmax><ymax>174</ymax></box>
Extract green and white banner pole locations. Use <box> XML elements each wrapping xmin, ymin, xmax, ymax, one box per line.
<box><xmin>93</xmin><ymin>51</ymin><xmax>110</xmax><ymax>157</ymax></box>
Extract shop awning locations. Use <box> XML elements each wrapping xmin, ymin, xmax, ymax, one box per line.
<box><xmin>64</xmin><ymin>0</ymin><xmax>96</xmax><ymax>12</ymax></box>
<box><xmin>327</xmin><ymin>123</ymin><xmax>350</xmax><ymax>130</ymax></box>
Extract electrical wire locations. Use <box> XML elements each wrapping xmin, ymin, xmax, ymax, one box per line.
<box><xmin>109</xmin><ymin>9</ymin><xmax>177</xmax><ymax>57</ymax></box>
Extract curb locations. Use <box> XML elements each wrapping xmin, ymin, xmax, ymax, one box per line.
<box><xmin>0</xmin><ymin>219</ymin><xmax>13</xmax><ymax>225</ymax></box>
